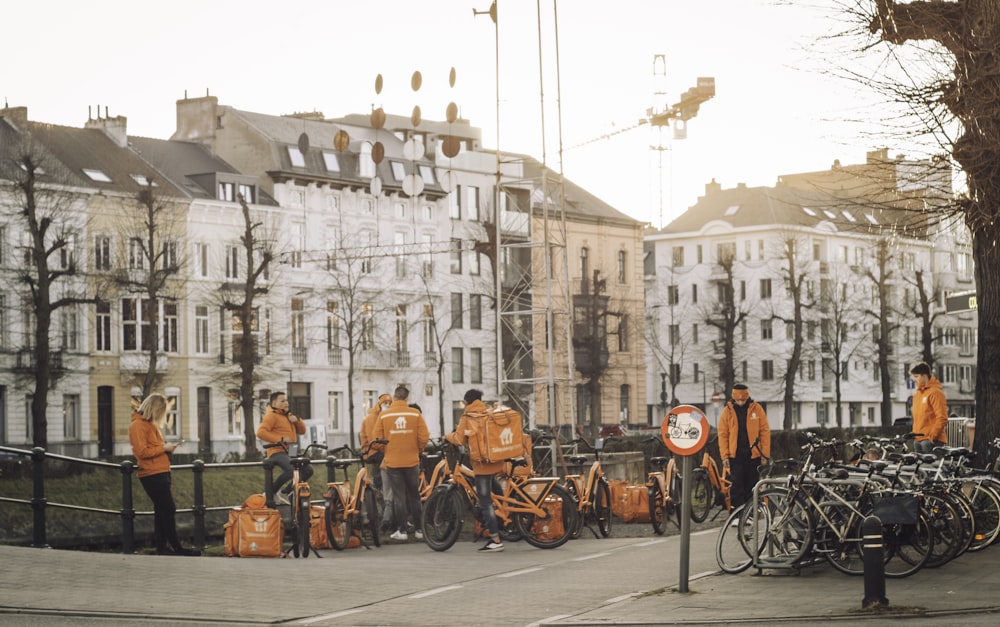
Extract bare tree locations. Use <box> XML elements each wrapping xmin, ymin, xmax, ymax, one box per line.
<box><xmin>4</xmin><ymin>152</ymin><xmax>93</xmax><ymax>448</ymax></box>
<box><xmin>819</xmin><ymin>268</ymin><xmax>871</xmax><ymax>427</ymax></box>
<box><xmin>644</xmin><ymin>271</ymin><xmax>694</xmax><ymax>409</ymax></box>
<box><xmin>219</xmin><ymin>196</ymin><xmax>273</xmax><ymax>456</ymax></box>
<box><xmin>838</xmin><ymin>0</ymin><xmax>1000</xmax><ymax>457</ymax></box>
<box><xmin>860</xmin><ymin>238</ymin><xmax>902</xmax><ymax>425</ymax></box>
<box><xmin>703</xmin><ymin>248</ymin><xmax>749</xmax><ymax>400</ymax></box>
<box><xmin>108</xmin><ymin>182</ymin><xmax>185</xmax><ymax>397</ymax></box>
<box><xmin>772</xmin><ymin>234</ymin><xmax>816</xmax><ymax>429</ymax></box>
<box><xmin>902</xmin><ymin>266</ymin><xmax>944</xmax><ymax>370</ymax></box>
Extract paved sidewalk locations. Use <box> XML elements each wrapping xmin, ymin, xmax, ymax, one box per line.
<box><xmin>1</xmin><ymin>527</ymin><xmax>998</xmax><ymax>625</ymax></box>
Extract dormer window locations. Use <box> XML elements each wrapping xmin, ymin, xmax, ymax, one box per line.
<box><xmin>390</xmin><ymin>161</ymin><xmax>406</xmax><ymax>181</ymax></box>
<box><xmin>218</xmin><ymin>182</ymin><xmax>235</xmax><ymax>201</ymax></box>
<box><xmin>419</xmin><ymin>164</ymin><xmax>436</xmax><ymax>184</ymax></box>
<box><xmin>288</xmin><ymin>146</ymin><xmax>306</xmax><ymax>168</ymax></box>
<box><xmin>322</xmin><ymin>151</ymin><xmax>340</xmax><ymax>172</ymax></box>
<box><xmin>359</xmin><ymin>143</ymin><xmax>375</xmax><ymax>178</ymax></box>
<box><xmin>83</xmin><ymin>168</ymin><xmax>111</xmax><ymax>182</ymax></box>
<box><xmin>238</xmin><ymin>184</ymin><xmax>255</xmax><ymax>204</ymax></box>
<box><xmin>130</xmin><ymin>174</ymin><xmax>157</xmax><ymax>187</ymax></box>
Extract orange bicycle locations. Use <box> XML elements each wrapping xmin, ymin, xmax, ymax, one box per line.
<box><xmin>323</xmin><ymin>440</ymin><xmax>386</xmax><ymax>550</ymax></box>
<box><xmin>562</xmin><ymin>437</ymin><xmax>614</xmax><ymax>538</ymax></box>
<box><xmin>264</xmin><ymin>441</ymin><xmax>327</xmax><ymax>558</ymax></box>
<box><xmin>644</xmin><ymin>436</ymin><xmax>681</xmax><ymax>535</ymax></box>
<box><xmin>688</xmin><ymin>437</ymin><xmax>731</xmax><ymax>523</ymax></box>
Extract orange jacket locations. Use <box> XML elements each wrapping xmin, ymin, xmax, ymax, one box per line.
<box><xmin>129</xmin><ymin>412</ymin><xmax>171</xmax><ymax>478</ymax></box>
<box><xmin>373</xmin><ymin>399</ymin><xmax>429</xmax><ymax>468</ymax></box>
<box><xmin>717</xmin><ymin>400</ymin><xmax>770</xmax><ymax>462</ymax></box>
<box><xmin>446</xmin><ymin>399</ymin><xmax>505</xmax><ymax>476</ymax></box>
<box><xmin>256</xmin><ymin>407</ymin><xmax>307</xmax><ymax>458</ymax></box>
<box><xmin>360</xmin><ymin>405</ymin><xmax>380</xmax><ymax>451</ymax></box>
<box><xmin>912</xmin><ymin>375</ymin><xmax>948</xmax><ymax>444</ymax></box>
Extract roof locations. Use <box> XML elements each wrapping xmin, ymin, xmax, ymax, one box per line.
<box><xmin>518</xmin><ymin>155</ymin><xmax>642</xmax><ymax>228</ymax></box>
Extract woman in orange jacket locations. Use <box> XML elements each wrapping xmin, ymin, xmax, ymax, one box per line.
<box><xmin>129</xmin><ymin>393</ymin><xmax>199</xmax><ymax>556</ymax></box>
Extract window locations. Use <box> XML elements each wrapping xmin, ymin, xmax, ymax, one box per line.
<box><xmin>463</xmin><ymin>185</ymin><xmax>480</xmax><ymax>220</ymax></box>
<box><xmin>667</xmin><ymin>285</ymin><xmax>679</xmax><ymax>305</ymax></box>
<box><xmin>359</xmin><ymin>143</ymin><xmax>375</xmax><ymax>178</ymax></box>
<box><xmin>122</xmin><ymin>298</ymin><xmax>150</xmax><ymax>351</ymax></box>
<box><xmin>195</xmin><ymin>305</ymin><xmax>209</xmax><ymax>354</ymax></box>
<box><xmin>758</xmin><ymin>240</ymin><xmax>765</xmax><ymax>260</ymax></box>
<box><xmin>194</xmin><ymin>243</ymin><xmax>209</xmax><ymax>278</ymax></box>
<box><xmin>471</xmin><ymin>347</ymin><xmax>483</xmax><ymax>383</ymax></box>
<box><xmin>322</xmin><ymin>151</ymin><xmax>340</xmax><ymax>172</ymax></box>
<box><xmin>63</xmin><ymin>394</ymin><xmax>80</xmax><ymax>440</ymax></box>
<box><xmin>716</xmin><ymin>242</ymin><xmax>735</xmax><ymax>263</ymax></box>
<box><xmin>451</xmin><ymin>293</ymin><xmax>463</xmax><ymax>329</ymax></box>
<box><xmin>290</xmin><ymin>224</ymin><xmax>304</xmax><ymax>269</ymax></box>
<box><xmin>94</xmin><ymin>235</ymin><xmax>111</xmax><ymax>271</ymax></box>
<box><xmin>218</xmin><ymin>182</ymin><xmax>235</xmax><ymax>201</ymax></box>
<box><xmin>287</xmin><ymin>146</ymin><xmax>306</xmax><ymax>168</ymax></box>
<box><xmin>692</xmin><ymin>323</ymin><xmax>698</xmax><ymax>344</ymax></box>
<box><xmin>390</xmin><ymin>161</ymin><xmax>406</xmax><ymax>181</ymax></box>
<box><xmin>617</xmin><ymin>315</ymin><xmax>628</xmax><ymax>351</ymax></box>
<box><xmin>423</xmin><ymin>305</ymin><xmax>434</xmax><ymax>353</ymax></box>
<box><xmin>450</xmin><ymin>238</ymin><xmax>462</xmax><ymax>274</ymax></box>
<box><xmin>761</xmin><ymin>319</ymin><xmax>773</xmax><ymax>340</ymax></box>
<box><xmin>128</xmin><ymin>238</ymin><xmax>144</xmax><ymax>270</ymax></box>
<box><xmin>162</xmin><ymin>302</ymin><xmax>178</xmax><ymax>352</ymax></box>
<box><xmin>669</xmin><ymin>324</ymin><xmax>679</xmax><ymax>346</ymax></box>
<box><xmin>817</xmin><ymin>402</ymin><xmax>828</xmax><ymax>425</ymax></box>
<box><xmin>60</xmin><ymin>306</ymin><xmax>79</xmax><ymax>350</ymax></box>
<box><xmin>744</xmin><ymin>240</ymin><xmax>751</xmax><ymax>261</ymax></box>
<box><xmin>226</xmin><ymin>389</ymin><xmax>243</xmax><ymax>436</ymax></box>
<box><xmin>619</xmin><ymin>385</ymin><xmax>630</xmax><ymax>423</ymax></box>
<box><xmin>327</xmin><ymin>391</ymin><xmax>343</xmax><ymax>431</ymax></box>
<box><xmin>238</xmin><ymin>183</ymin><xmax>255</xmax><ymax>204</ymax></box>
<box><xmin>692</xmin><ymin>284</ymin><xmax>698</xmax><ymax>304</ymax></box>
<box><xmin>95</xmin><ymin>300</ymin><xmax>111</xmax><ymax>353</ymax></box>
<box><xmin>580</xmin><ymin>247</ymin><xmax>590</xmax><ymax>284</ymax></box>
<box><xmin>0</xmin><ymin>225</ymin><xmax>6</xmax><ymax>266</ymax></box>
<box><xmin>395</xmin><ymin>305</ymin><xmax>408</xmax><ymax>355</ymax></box>
<box><xmin>451</xmin><ymin>347</ymin><xmax>464</xmax><ymax>383</ymax></box>
<box><xmin>161</xmin><ymin>241</ymin><xmax>177</xmax><ymax>271</ymax></box>
<box><xmin>361</xmin><ymin>302</ymin><xmax>374</xmax><ymax>350</ymax></box>
<box><xmin>470</xmin><ymin>294</ymin><xmax>482</xmax><ymax>329</ymax></box>
<box><xmin>672</xmin><ymin>246</ymin><xmax>684</xmax><ymax>267</ymax></box>
<box><xmin>697</xmin><ymin>245</ymin><xmax>703</xmax><ymax>264</ymax></box>
<box><xmin>291</xmin><ymin>298</ymin><xmax>306</xmax><ymax>354</ymax></box>
<box><xmin>469</xmin><ymin>250</ymin><xmax>480</xmax><ymax>275</ymax></box>
<box><xmin>762</xmin><ymin>360</ymin><xmax>774</xmax><ymax>380</ymax></box>
<box><xmin>82</xmin><ymin>168</ymin><xmax>111</xmax><ymax>182</ymax></box>
<box><xmin>225</xmin><ymin>245</ymin><xmax>239</xmax><ymax>279</ymax></box>
<box><xmin>449</xmin><ymin>189</ymin><xmax>460</xmax><ymax>219</ymax></box>
<box><xmin>760</xmin><ymin>278</ymin><xmax>772</xmax><ymax>299</ymax></box>
<box><xmin>163</xmin><ymin>388</ymin><xmax>180</xmax><ymax>437</ymax></box>
<box><xmin>617</xmin><ymin>250</ymin><xmax>627</xmax><ymax>283</ymax></box>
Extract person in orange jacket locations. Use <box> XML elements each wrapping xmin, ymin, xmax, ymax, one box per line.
<box><xmin>372</xmin><ymin>386</ymin><xmax>429</xmax><ymax>541</ymax></box>
<box><xmin>256</xmin><ymin>391</ymin><xmax>309</xmax><ymax>504</ymax></box>
<box><xmin>445</xmin><ymin>388</ymin><xmax>506</xmax><ymax>552</ymax></box>
<box><xmin>909</xmin><ymin>362</ymin><xmax>948</xmax><ymax>454</ymax></box>
<box><xmin>717</xmin><ymin>384</ymin><xmax>770</xmax><ymax>509</ymax></box>
<box><xmin>361</xmin><ymin>393</ymin><xmax>394</xmax><ymax>531</ymax></box>
<box><xmin>129</xmin><ymin>393</ymin><xmax>200</xmax><ymax>556</ymax></box>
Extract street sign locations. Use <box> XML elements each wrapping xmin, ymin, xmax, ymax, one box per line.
<box><xmin>946</xmin><ymin>290</ymin><xmax>977</xmax><ymax>313</ymax></box>
<box><xmin>661</xmin><ymin>404</ymin><xmax>711</xmax><ymax>456</ymax></box>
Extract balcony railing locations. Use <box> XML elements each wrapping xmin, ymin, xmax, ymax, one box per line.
<box><xmin>328</xmin><ymin>348</ymin><xmax>343</xmax><ymax>366</ymax></box>
<box><xmin>291</xmin><ymin>346</ymin><xmax>307</xmax><ymax>365</ymax></box>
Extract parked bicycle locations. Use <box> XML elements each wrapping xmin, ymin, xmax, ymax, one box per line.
<box><xmin>644</xmin><ymin>436</ymin><xmax>680</xmax><ymax>535</ymax></box>
<box><xmin>688</xmin><ymin>437</ymin><xmax>732</xmax><ymax>523</ymax></box>
<box><xmin>323</xmin><ymin>440</ymin><xmax>387</xmax><ymax>551</ymax></box>
<box><xmin>263</xmin><ymin>441</ymin><xmax>327</xmax><ymax>558</ymax></box>
<box><xmin>421</xmin><ymin>440</ymin><xmax>576</xmax><ymax>551</ymax></box>
<box><xmin>563</xmin><ymin>436</ymin><xmax>614</xmax><ymax>538</ymax></box>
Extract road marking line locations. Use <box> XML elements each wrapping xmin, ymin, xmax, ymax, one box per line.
<box><xmin>605</xmin><ymin>593</ymin><xmax>638</xmax><ymax>604</ymax></box>
<box><xmin>409</xmin><ymin>584</ymin><xmax>463</xmax><ymax>599</ymax></box>
<box><xmin>526</xmin><ymin>615</ymin><xmax>571</xmax><ymax>627</ymax></box>
<box><xmin>499</xmin><ymin>567</ymin><xmax>544</xmax><ymax>578</ymax></box>
<box><xmin>297</xmin><ymin>609</ymin><xmax>364</xmax><ymax>624</ymax></box>
<box><xmin>691</xmin><ymin>570</ymin><xmax>716</xmax><ymax>580</ymax></box>
<box><xmin>634</xmin><ymin>538</ymin><xmax>668</xmax><ymax>546</ymax></box>
<box><xmin>573</xmin><ymin>552</ymin><xmax>610</xmax><ymax>561</ymax></box>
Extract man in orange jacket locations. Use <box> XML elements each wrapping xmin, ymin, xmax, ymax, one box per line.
<box><xmin>909</xmin><ymin>362</ymin><xmax>948</xmax><ymax>454</ymax></box>
<box><xmin>717</xmin><ymin>384</ymin><xmax>770</xmax><ymax>509</ymax></box>
<box><xmin>373</xmin><ymin>386</ymin><xmax>429</xmax><ymax>541</ymax></box>
<box><xmin>256</xmin><ymin>391</ymin><xmax>309</xmax><ymax>504</ymax></box>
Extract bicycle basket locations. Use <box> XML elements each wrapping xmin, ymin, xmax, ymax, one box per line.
<box><xmin>871</xmin><ymin>492</ymin><xmax>919</xmax><ymax>526</ymax></box>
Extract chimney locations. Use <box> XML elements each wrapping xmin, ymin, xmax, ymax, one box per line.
<box><xmin>0</xmin><ymin>105</ymin><xmax>29</xmax><ymax>128</ymax></box>
<box><xmin>173</xmin><ymin>94</ymin><xmax>219</xmax><ymax>143</ymax></box>
<box><xmin>85</xmin><ymin>110</ymin><xmax>128</xmax><ymax>147</ymax></box>
<box><xmin>866</xmin><ymin>148</ymin><xmax>889</xmax><ymax>164</ymax></box>
<box><xmin>704</xmin><ymin>178</ymin><xmax>722</xmax><ymax>195</ymax></box>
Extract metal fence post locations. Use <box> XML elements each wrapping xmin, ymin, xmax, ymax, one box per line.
<box><xmin>120</xmin><ymin>460</ymin><xmax>135</xmax><ymax>554</ymax></box>
<box><xmin>326</xmin><ymin>456</ymin><xmax>336</xmax><ymax>484</ymax></box>
<box><xmin>263</xmin><ymin>457</ymin><xmax>275</xmax><ymax>508</ymax></box>
<box><xmin>30</xmin><ymin>447</ymin><xmax>48</xmax><ymax>548</ymax></box>
<box><xmin>862</xmin><ymin>515</ymin><xmax>888</xmax><ymax>608</ymax></box>
<box><xmin>192</xmin><ymin>459</ymin><xmax>206</xmax><ymax>549</ymax></box>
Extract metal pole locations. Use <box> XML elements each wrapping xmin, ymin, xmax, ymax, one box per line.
<box><xmin>192</xmin><ymin>459</ymin><xmax>206</xmax><ymax>550</ymax></box>
<box><xmin>30</xmin><ymin>447</ymin><xmax>47</xmax><ymax>548</ymax></box>
<box><xmin>862</xmin><ymin>515</ymin><xmax>888</xmax><ymax>608</ymax></box>
<box><xmin>120</xmin><ymin>460</ymin><xmax>135</xmax><ymax>554</ymax></box>
<box><xmin>678</xmin><ymin>453</ymin><xmax>693</xmax><ymax>592</ymax></box>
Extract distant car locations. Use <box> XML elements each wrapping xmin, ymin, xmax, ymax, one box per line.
<box><xmin>893</xmin><ymin>417</ymin><xmax>913</xmax><ymax>428</ymax></box>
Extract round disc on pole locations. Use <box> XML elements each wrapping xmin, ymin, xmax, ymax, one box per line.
<box><xmin>661</xmin><ymin>404</ymin><xmax>710</xmax><ymax>456</ymax></box>
<box><xmin>370</xmin><ymin>107</ymin><xmax>386</xmax><ymax>130</ymax></box>
<box><xmin>411</xmin><ymin>70</ymin><xmax>422</xmax><ymax>91</ymax></box>
<box><xmin>370</xmin><ymin>175</ymin><xmax>382</xmax><ymax>196</ymax></box>
<box><xmin>402</xmin><ymin>173</ymin><xmax>424</xmax><ymax>197</ymax></box>
<box><xmin>374</xmin><ymin>73</ymin><xmax>383</xmax><ymax>95</ymax></box>
<box><xmin>371</xmin><ymin>141</ymin><xmax>385</xmax><ymax>165</ymax></box>
<box><xmin>449</xmin><ymin>67</ymin><xmax>456</xmax><ymax>88</ymax></box>
<box><xmin>333</xmin><ymin>130</ymin><xmax>350</xmax><ymax>152</ymax></box>
<box><xmin>297</xmin><ymin>132</ymin><xmax>310</xmax><ymax>155</ymax></box>
<box><xmin>402</xmin><ymin>137</ymin><xmax>422</xmax><ymax>161</ymax></box>
<box><xmin>446</xmin><ymin>102</ymin><xmax>459</xmax><ymax>124</ymax></box>
<box><xmin>441</xmin><ymin>135</ymin><xmax>461</xmax><ymax>158</ymax></box>
<box><xmin>439</xmin><ymin>169</ymin><xmax>458</xmax><ymax>193</ymax></box>
<box><xmin>410</xmin><ymin>105</ymin><xmax>422</xmax><ymax>127</ymax></box>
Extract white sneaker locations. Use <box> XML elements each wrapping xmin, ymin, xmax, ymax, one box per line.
<box><xmin>273</xmin><ymin>492</ymin><xmax>290</xmax><ymax>506</ymax></box>
<box><xmin>414</xmin><ymin>530</ymin><xmax>424</xmax><ymax>541</ymax></box>
<box><xmin>479</xmin><ymin>540</ymin><xmax>504</xmax><ymax>552</ymax></box>
<box><xmin>389</xmin><ymin>530</ymin><xmax>408</xmax><ymax>541</ymax></box>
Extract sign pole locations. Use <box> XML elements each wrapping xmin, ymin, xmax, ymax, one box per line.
<box><xmin>678</xmin><ymin>453</ymin><xmax>693</xmax><ymax>592</ymax></box>
<box><xmin>659</xmin><ymin>404</ymin><xmax>710</xmax><ymax>596</ymax></box>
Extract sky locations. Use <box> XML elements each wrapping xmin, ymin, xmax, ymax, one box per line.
<box><xmin>4</xmin><ymin>0</ymin><xmax>905</xmax><ymax>228</ymax></box>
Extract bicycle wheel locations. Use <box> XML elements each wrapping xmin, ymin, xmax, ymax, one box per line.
<box><xmin>362</xmin><ymin>487</ymin><xmax>381</xmax><ymax>548</ymax></box>
<box><xmin>921</xmin><ymin>491</ymin><xmax>963</xmax><ymax>568</ymax></box>
<box><xmin>562</xmin><ymin>481</ymin><xmax>584</xmax><ymax>539</ymax></box>
<box><xmin>297</xmin><ymin>494</ymin><xmax>311</xmax><ymax>557</ymax></box>
<box><xmin>963</xmin><ymin>479</ymin><xmax>1000</xmax><ymax>551</ymax></box>
<box><xmin>595</xmin><ymin>477</ymin><xmax>613</xmax><ymax>538</ymax></box>
<box><xmin>648</xmin><ymin>485</ymin><xmax>666</xmax><ymax>535</ymax></box>
<box><xmin>753</xmin><ymin>488</ymin><xmax>813</xmax><ymax>567</ymax></box>
<box><xmin>516</xmin><ymin>484</ymin><xmax>576</xmax><ymax>549</ymax></box>
<box><xmin>325</xmin><ymin>492</ymin><xmax>352</xmax><ymax>551</ymax></box>
<box><xmin>883</xmin><ymin>514</ymin><xmax>932</xmax><ymax>578</ymax></box>
<box><xmin>716</xmin><ymin>503</ymin><xmax>766</xmax><ymax>574</ymax></box>
<box><xmin>688</xmin><ymin>469</ymin><xmax>713</xmax><ymax>523</ymax></box>
<box><xmin>817</xmin><ymin>504</ymin><xmax>864</xmax><ymax>576</ymax></box>
<box><xmin>421</xmin><ymin>486</ymin><xmax>464</xmax><ymax>552</ymax></box>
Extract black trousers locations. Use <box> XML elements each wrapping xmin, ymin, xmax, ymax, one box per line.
<box><xmin>729</xmin><ymin>457</ymin><xmax>761</xmax><ymax>509</ymax></box>
<box><xmin>139</xmin><ymin>472</ymin><xmax>181</xmax><ymax>552</ymax></box>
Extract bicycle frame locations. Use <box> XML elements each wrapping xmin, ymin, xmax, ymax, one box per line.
<box><xmin>702</xmin><ymin>452</ymin><xmax>732</xmax><ymax>510</ymax></box>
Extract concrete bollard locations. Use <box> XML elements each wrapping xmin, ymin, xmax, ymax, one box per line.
<box><xmin>861</xmin><ymin>515</ymin><xmax>888</xmax><ymax>609</ymax></box>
